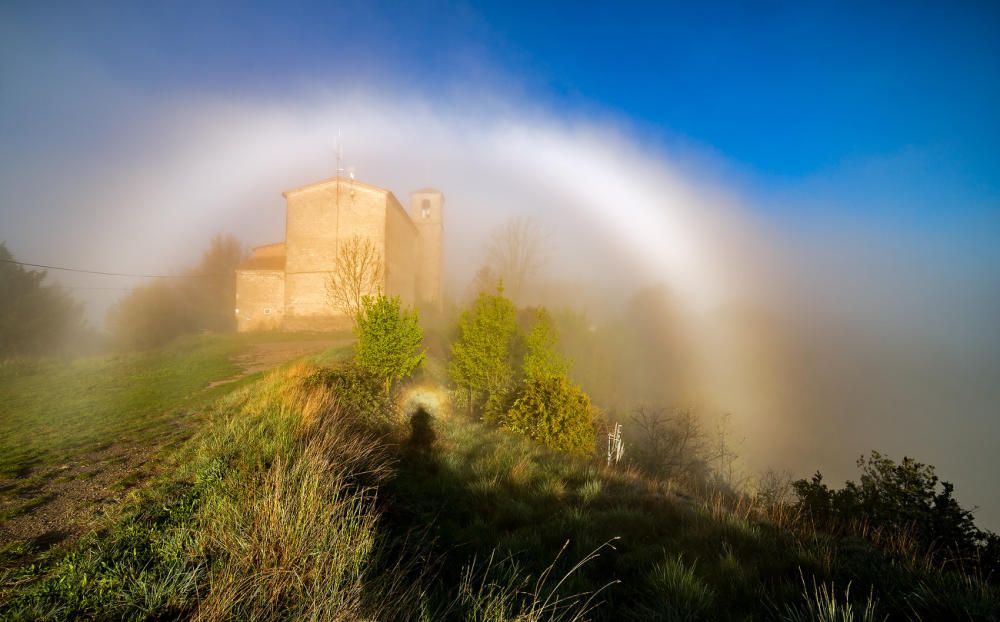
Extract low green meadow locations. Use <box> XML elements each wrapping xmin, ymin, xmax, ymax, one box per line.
<box><xmin>1</xmin><ymin>338</ymin><xmax>996</xmax><ymax>620</ymax></box>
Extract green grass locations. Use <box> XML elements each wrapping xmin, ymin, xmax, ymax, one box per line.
<box><xmin>0</xmin><ymin>331</ymin><xmax>352</xmax><ymax>480</ymax></box>
<box><xmin>0</xmin><ymin>331</ymin><xmax>353</xmax><ymax>575</ymax></box>
<box><xmin>387</xmin><ymin>411</ymin><xmax>810</xmax><ymax>620</ymax></box>
<box><xmin>385</xmin><ymin>386</ymin><xmax>999</xmax><ymax>620</ymax></box>
<box><xmin>0</xmin><ymin>334</ymin><xmax>243</xmax><ymax>479</ymax></box>
<box><xmin>0</xmin><ymin>362</ymin><xmax>592</xmax><ymax>621</ymax></box>
<box><xmin>1</xmin><ymin>350</ymin><xmax>997</xmax><ymax>620</ymax></box>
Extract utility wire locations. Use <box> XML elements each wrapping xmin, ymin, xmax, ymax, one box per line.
<box><xmin>0</xmin><ymin>258</ymin><xmax>223</xmax><ymax>279</ymax></box>
<box><xmin>51</xmin><ymin>286</ymin><xmax>137</xmax><ymax>291</ymax></box>
<box><xmin>51</xmin><ymin>286</ymin><xmax>215</xmax><ymax>291</ymax></box>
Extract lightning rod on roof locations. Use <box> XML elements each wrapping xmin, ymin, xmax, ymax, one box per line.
<box><xmin>335</xmin><ymin>130</ymin><xmax>357</xmax><ymax>181</ymax></box>
<box><xmin>335</xmin><ymin>129</ymin><xmax>344</xmax><ymax>177</ymax></box>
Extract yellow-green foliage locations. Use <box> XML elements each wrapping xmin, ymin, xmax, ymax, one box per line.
<box><xmin>502</xmin><ymin>375</ymin><xmax>596</xmax><ymax>456</ymax></box>
<box><xmin>354</xmin><ymin>294</ymin><xmax>425</xmax><ymax>394</ymax></box>
<box><xmin>449</xmin><ymin>284</ymin><xmax>518</xmax><ymax>416</ymax></box>
<box><xmin>304</xmin><ymin>363</ymin><xmax>398</xmax><ymax>426</ymax></box>
<box><xmin>522</xmin><ymin>307</ymin><xmax>568</xmax><ymax>381</ymax></box>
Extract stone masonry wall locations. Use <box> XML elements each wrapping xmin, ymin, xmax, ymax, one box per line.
<box><xmin>235</xmin><ymin>269</ymin><xmax>285</xmax><ymax>331</ymax></box>
<box><xmin>284</xmin><ymin>179</ymin><xmax>386</xmax><ymax>329</ymax></box>
<box><xmin>384</xmin><ymin>192</ymin><xmax>418</xmax><ymax>307</ymax></box>
<box><xmin>236</xmin><ymin>177</ymin><xmax>438</xmax><ymax>333</ymax></box>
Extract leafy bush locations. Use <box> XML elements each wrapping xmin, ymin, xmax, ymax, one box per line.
<box><xmin>502</xmin><ymin>375</ymin><xmax>595</xmax><ymax>456</ymax></box>
<box><xmin>306</xmin><ymin>364</ymin><xmax>397</xmax><ymax>426</ymax></box>
<box><xmin>449</xmin><ymin>284</ymin><xmax>519</xmax><ymax>417</ymax></box>
<box><xmin>354</xmin><ymin>294</ymin><xmax>425</xmax><ymax>395</ymax></box>
<box><xmin>793</xmin><ymin>451</ymin><xmax>998</xmax><ymax>574</ymax></box>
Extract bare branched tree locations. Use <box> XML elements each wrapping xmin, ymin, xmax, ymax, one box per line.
<box><xmin>325</xmin><ymin>235</ymin><xmax>383</xmax><ymax>320</ymax></box>
<box><xmin>466</xmin><ymin>264</ymin><xmax>499</xmax><ymax>301</ymax></box>
<box><xmin>631</xmin><ymin>405</ymin><xmax>716</xmax><ymax>485</ymax></box>
<box><xmin>486</xmin><ymin>215</ymin><xmax>547</xmax><ymax>303</ymax></box>
<box><xmin>712</xmin><ymin>413</ymin><xmax>741</xmax><ymax>487</ymax></box>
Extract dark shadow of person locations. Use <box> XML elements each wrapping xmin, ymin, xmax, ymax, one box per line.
<box><xmin>408</xmin><ymin>407</ymin><xmax>436</xmax><ymax>453</ymax></box>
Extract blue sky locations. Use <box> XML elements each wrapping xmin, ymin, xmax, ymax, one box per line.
<box><xmin>4</xmin><ymin>1</ymin><xmax>999</xmax><ymax>190</ymax></box>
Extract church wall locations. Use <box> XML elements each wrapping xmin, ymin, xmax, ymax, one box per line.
<box><xmin>284</xmin><ymin>179</ymin><xmax>388</xmax><ymax>331</ymax></box>
<box><xmin>409</xmin><ymin>190</ymin><xmax>444</xmax><ymax>308</ymax></box>
<box><xmin>235</xmin><ymin>269</ymin><xmax>285</xmax><ymax>332</ymax></box>
<box><xmin>236</xmin><ymin>178</ymin><xmax>442</xmax><ymax>333</ymax></box>
<box><xmin>384</xmin><ymin>193</ymin><xmax>418</xmax><ymax>307</ymax></box>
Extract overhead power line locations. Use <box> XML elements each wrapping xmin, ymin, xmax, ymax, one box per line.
<box><xmin>53</xmin><ymin>286</ymin><xmax>138</xmax><ymax>291</ymax></box>
<box><xmin>53</xmin><ymin>286</ymin><xmax>212</xmax><ymax>291</ymax></box>
<box><xmin>0</xmin><ymin>258</ymin><xmax>223</xmax><ymax>279</ymax></box>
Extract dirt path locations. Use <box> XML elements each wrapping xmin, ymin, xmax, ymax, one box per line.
<box><xmin>0</xmin><ymin>442</ymin><xmax>159</xmax><ymax>552</ymax></box>
<box><xmin>208</xmin><ymin>339</ymin><xmax>347</xmax><ymax>387</ymax></box>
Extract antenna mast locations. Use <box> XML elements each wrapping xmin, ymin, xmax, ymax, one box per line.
<box><xmin>336</xmin><ymin>130</ymin><xmax>344</xmax><ymax>177</ymax></box>
<box><xmin>335</xmin><ymin>130</ymin><xmax>355</xmax><ymax>181</ymax></box>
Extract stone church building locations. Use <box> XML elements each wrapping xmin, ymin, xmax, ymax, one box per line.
<box><xmin>235</xmin><ymin>176</ymin><xmax>443</xmax><ymax>331</ymax></box>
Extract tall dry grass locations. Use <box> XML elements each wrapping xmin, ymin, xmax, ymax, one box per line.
<box><xmin>2</xmin><ymin>361</ymin><xmax>604</xmax><ymax>621</ymax></box>
<box><xmin>192</xmin><ymin>375</ymin><xmax>395</xmax><ymax>620</ymax></box>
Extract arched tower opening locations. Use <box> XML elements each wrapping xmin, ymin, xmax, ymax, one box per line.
<box><xmin>409</xmin><ymin>188</ymin><xmax>444</xmax><ymax>308</ymax></box>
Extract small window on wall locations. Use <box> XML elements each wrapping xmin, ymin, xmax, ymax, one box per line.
<box><xmin>264</xmin><ymin>308</ymin><xmax>272</xmax><ymax>315</ymax></box>
<box><xmin>421</xmin><ymin>199</ymin><xmax>431</xmax><ymax>219</ymax></box>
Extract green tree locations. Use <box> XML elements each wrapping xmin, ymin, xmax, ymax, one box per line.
<box><xmin>502</xmin><ymin>375</ymin><xmax>596</xmax><ymax>456</ymax></box>
<box><xmin>108</xmin><ymin>234</ymin><xmax>245</xmax><ymax>349</ymax></box>
<box><xmin>354</xmin><ymin>294</ymin><xmax>425</xmax><ymax>395</ymax></box>
<box><xmin>0</xmin><ymin>243</ymin><xmax>84</xmax><ymax>357</ymax></box>
<box><xmin>522</xmin><ymin>307</ymin><xmax>568</xmax><ymax>380</ymax></box>
<box><xmin>107</xmin><ymin>281</ymin><xmax>199</xmax><ymax>350</ymax></box>
<box><xmin>194</xmin><ymin>234</ymin><xmax>245</xmax><ymax>332</ymax></box>
<box><xmin>449</xmin><ymin>284</ymin><xmax>518</xmax><ymax>418</ymax></box>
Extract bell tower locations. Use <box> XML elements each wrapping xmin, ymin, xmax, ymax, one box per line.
<box><xmin>409</xmin><ymin>188</ymin><xmax>444</xmax><ymax>307</ymax></box>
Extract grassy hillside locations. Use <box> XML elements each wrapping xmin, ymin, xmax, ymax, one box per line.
<box><xmin>2</xmin><ymin>354</ymin><xmax>996</xmax><ymax>620</ymax></box>
<box><xmin>0</xmin><ymin>336</ymin><xmax>240</xmax><ymax>479</ymax></box>
<box><xmin>388</xmin><ymin>394</ymin><xmax>999</xmax><ymax>620</ymax></box>
<box><xmin>0</xmin><ymin>333</ymin><xmax>349</xmax><ymax>571</ymax></box>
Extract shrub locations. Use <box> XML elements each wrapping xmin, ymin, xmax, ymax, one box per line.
<box><xmin>522</xmin><ymin>307</ymin><xmax>568</xmax><ymax>381</ymax></box>
<box><xmin>629</xmin><ymin>406</ymin><xmax>714</xmax><ymax>485</ymax></box>
<box><xmin>793</xmin><ymin>451</ymin><xmax>997</xmax><ymax>574</ymax></box>
<box><xmin>502</xmin><ymin>375</ymin><xmax>595</xmax><ymax>456</ymax></box>
<box><xmin>354</xmin><ymin>294</ymin><xmax>425</xmax><ymax>395</ymax></box>
<box><xmin>306</xmin><ymin>365</ymin><xmax>397</xmax><ymax>426</ymax></box>
<box><xmin>449</xmin><ymin>284</ymin><xmax>519</xmax><ymax>416</ymax></box>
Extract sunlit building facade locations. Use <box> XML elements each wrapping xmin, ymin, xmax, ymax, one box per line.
<box><xmin>235</xmin><ymin>177</ymin><xmax>443</xmax><ymax>331</ymax></box>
